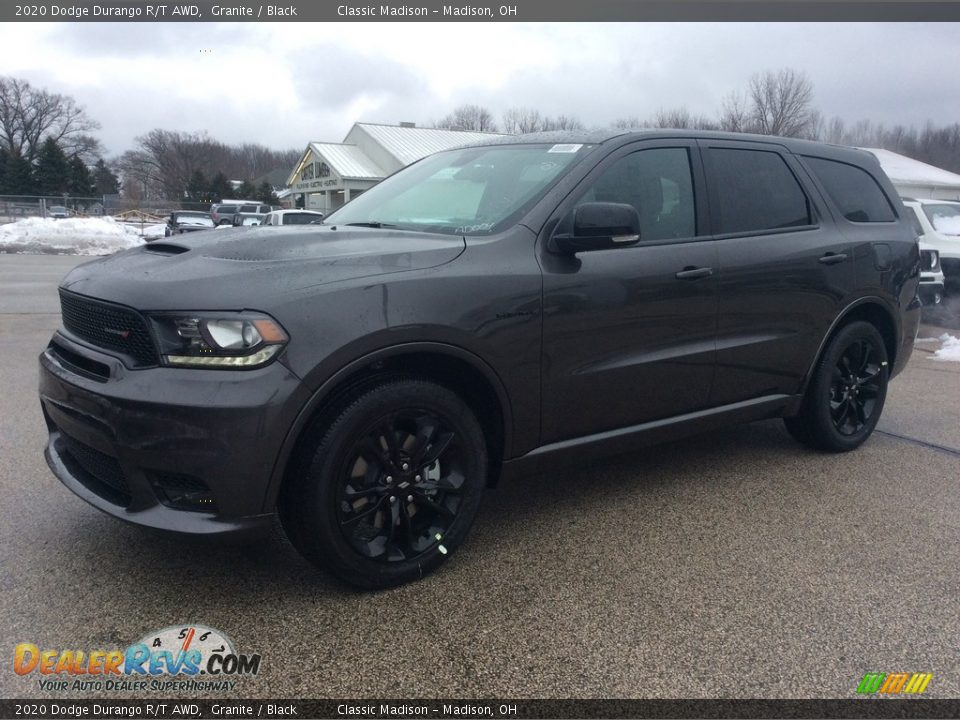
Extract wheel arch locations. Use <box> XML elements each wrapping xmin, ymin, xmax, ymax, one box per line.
<box><xmin>794</xmin><ymin>297</ymin><xmax>899</xmax><ymax>407</ymax></box>
<box><xmin>263</xmin><ymin>342</ymin><xmax>513</xmax><ymax>511</ymax></box>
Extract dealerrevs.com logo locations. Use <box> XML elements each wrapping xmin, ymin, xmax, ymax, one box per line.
<box><xmin>13</xmin><ymin>625</ymin><xmax>261</xmax><ymax>693</ymax></box>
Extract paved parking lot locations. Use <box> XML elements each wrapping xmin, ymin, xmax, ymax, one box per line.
<box><xmin>1</xmin><ymin>254</ymin><xmax>958</xmax><ymax>699</ymax></box>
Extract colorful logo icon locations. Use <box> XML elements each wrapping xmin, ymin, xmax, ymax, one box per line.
<box><xmin>856</xmin><ymin>672</ymin><xmax>932</xmax><ymax>695</ymax></box>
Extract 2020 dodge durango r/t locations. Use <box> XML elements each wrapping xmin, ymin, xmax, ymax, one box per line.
<box><xmin>39</xmin><ymin>131</ymin><xmax>920</xmax><ymax>588</ymax></box>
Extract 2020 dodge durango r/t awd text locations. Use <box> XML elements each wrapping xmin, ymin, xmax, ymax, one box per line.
<box><xmin>39</xmin><ymin>131</ymin><xmax>920</xmax><ymax>588</ymax></box>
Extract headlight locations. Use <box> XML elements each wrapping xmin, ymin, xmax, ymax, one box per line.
<box><xmin>148</xmin><ymin>312</ymin><xmax>288</xmax><ymax>369</ymax></box>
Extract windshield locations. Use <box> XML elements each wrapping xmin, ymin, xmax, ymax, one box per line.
<box><xmin>325</xmin><ymin>143</ymin><xmax>592</xmax><ymax>235</ymax></box>
<box><xmin>923</xmin><ymin>203</ymin><xmax>960</xmax><ymax>236</ymax></box>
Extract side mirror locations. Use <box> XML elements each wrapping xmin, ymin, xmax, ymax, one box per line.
<box><xmin>550</xmin><ymin>202</ymin><xmax>641</xmax><ymax>254</ymax></box>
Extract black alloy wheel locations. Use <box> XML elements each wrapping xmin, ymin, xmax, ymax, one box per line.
<box><xmin>828</xmin><ymin>338</ymin><xmax>883</xmax><ymax>437</ymax></box>
<box><xmin>784</xmin><ymin>321</ymin><xmax>889</xmax><ymax>453</ymax></box>
<box><xmin>280</xmin><ymin>378</ymin><xmax>486</xmax><ymax>589</ymax></box>
<box><xmin>336</xmin><ymin>410</ymin><xmax>466</xmax><ymax>562</ymax></box>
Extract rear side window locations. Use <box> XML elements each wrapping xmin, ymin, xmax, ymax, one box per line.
<box><xmin>804</xmin><ymin>156</ymin><xmax>896</xmax><ymax>223</ymax></box>
<box><xmin>284</xmin><ymin>213</ymin><xmax>319</xmax><ymax>225</ymax></box>
<box><xmin>707</xmin><ymin>148</ymin><xmax>811</xmax><ymax>234</ymax></box>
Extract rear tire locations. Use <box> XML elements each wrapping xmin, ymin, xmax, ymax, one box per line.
<box><xmin>784</xmin><ymin>321</ymin><xmax>889</xmax><ymax>453</ymax></box>
<box><xmin>279</xmin><ymin>378</ymin><xmax>486</xmax><ymax>589</ymax></box>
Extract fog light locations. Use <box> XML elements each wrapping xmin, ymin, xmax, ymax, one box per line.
<box><xmin>150</xmin><ymin>473</ymin><xmax>218</xmax><ymax>513</ymax></box>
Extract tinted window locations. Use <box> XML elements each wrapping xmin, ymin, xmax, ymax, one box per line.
<box><xmin>577</xmin><ymin>148</ymin><xmax>696</xmax><ymax>241</ymax></box>
<box><xmin>804</xmin><ymin>156</ymin><xmax>895</xmax><ymax>222</ymax></box>
<box><xmin>284</xmin><ymin>213</ymin><xmax>319</xmax><ymax>225</ymax></box>
<box><xmin>707</xmin><ymin>148</ymin><xmax>811</xmax><ymax>234</ymax></box>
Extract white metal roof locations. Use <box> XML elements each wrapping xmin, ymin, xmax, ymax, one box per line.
<box><xmin>308</xmin><ymin>142</ymin><xmax>386</xmax><ymax>180</ymax></box>
<box><xmin>353</xmin><ymin>123</ymin><xmax>508</xmax><ymax>166</ymax></box>
<box><xmin>861</xmin><ymin>148</ymin><xmax>960</xmax><ymax>189</ymax></box>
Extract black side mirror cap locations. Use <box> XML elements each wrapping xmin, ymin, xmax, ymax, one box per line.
<box><xmin>550</xmin><ymin>202</ymin><xmax>641</xmax><ymax>254</ymax></box>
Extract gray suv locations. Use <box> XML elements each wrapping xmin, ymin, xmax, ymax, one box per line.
<box><xmin>39</xmin><ymin>131</ymin><xmax>920</xmax><ymax>588</ymax></box>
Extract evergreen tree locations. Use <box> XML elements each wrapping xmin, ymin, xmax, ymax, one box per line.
<box><xmin>67</xmin><ymin>156</ymin><xmax>95</xmax><ymax>196</ymax></box>
<box><xmin>186</xmin><ymin>169</ymin><xmax>210</xmax><ymax>203</ymax></box>
<box><xmin>4</xmin><ymin>151</ymin><xmax>36</xmax><ymax>195</ymax></box>
<box><xmin>210</xmin><ymin>172</ymin><xmax>233</xmax><ymax>201</ymax></box>
<box><xmin>93</xmin><ymin>158</ymin><xmax>120</xmax><ymax>195</ymax></box>
<box><xmin>235</xmin><ymin>180</ymin><xmax>256</xmax><ymax>200</ymax></box>
<box><xmin>34</xmin><ymin>138</ymin><xmax>70</xmax><ymax>195</ymax></box>
<box><xmin>256</xmin><ymin>180</ymin><xmax>277</xmax><ymax>206</ymax></box>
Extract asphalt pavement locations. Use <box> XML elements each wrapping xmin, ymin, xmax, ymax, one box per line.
<box><xmin>1</xmin><ymin>254</ymin><xmax>958</xmax><ymax>700</ymax></box>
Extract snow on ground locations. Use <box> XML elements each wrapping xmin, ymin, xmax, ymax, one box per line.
<box><xmin>0</xmin><ymin>217</ymin><xmax>147</xmax><ymax>255</ymax></box>
<box><xmin>930</xmin><ymin>333</ymin><xmax>960</xmax><ymax>362</ymax></box>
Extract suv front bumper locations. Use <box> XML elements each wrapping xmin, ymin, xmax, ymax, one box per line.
<box><xmin>38</xmin><ymin>332</ymin><xmax>310</xmax><ymax>537</ymax></box>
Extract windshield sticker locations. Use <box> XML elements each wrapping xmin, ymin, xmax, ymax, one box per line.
<box><xmin>548</xmin><ymin>144</ymin><xmax>583</xmax><ymax>153</ymax></box>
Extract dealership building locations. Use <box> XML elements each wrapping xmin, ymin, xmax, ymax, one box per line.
<box><xmin>286</xmin><ymin>122</ymin><xmax>508</xmax><ymax>214</ymax></box>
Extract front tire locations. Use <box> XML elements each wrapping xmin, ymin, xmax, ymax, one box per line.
<box><xmin>784</xmin><ymin>321</ymin><xmax>889</xmax><ymax>453</ymax></box>
<box><xmin>280</xmin><ymin>378</ymin><xmax>487</xmax><ymax>589</ymax></box>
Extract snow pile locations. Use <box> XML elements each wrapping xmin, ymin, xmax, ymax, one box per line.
<box><xmin>931</xmin><ymin>214</ymin><xmax>960</xmax><ymax>236</ymax></box>
<box><xmin>122</xmin><ymin>222</ymin><xmax>167</xmax><ymax>240</ymax></box>
<box><xmin>0</xmin><ymin>217</ymin><xmax>146</xmax><ymax>255</ymax></box>
<box><xmin>930</xmin><ymin>333</ymin><xmax>960</xmax><ymax>362</ymax></box>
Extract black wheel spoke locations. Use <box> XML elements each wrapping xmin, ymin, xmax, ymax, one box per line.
<box><xmin>853</xmin><ymin>397</ymin><xmax>867</xmax><ymax>425</ymax></box>
<box><xmin>343</xmin><ymin>484</ymin><xmax>384</xmax><ymax>501</ymax></box>
<box><xmin>377</xmin><ymin>422</ymin><xmax>403</xmax><ymax>468</ymax></box>
<box><xmin>416</xmin><ymin>494</ymin><xmax>456</xmax><ymax>521</ymax></box>
<box><xmin>385</xmin><ymin>498</ymin><xmax>402</xmax><ymax>558</ymax></box>
<box><xmin>419</xmin><ymin>431</ymin><xmax>455</xmax><ymax>468</ymax></box>
<box><xmin>409</xmin><ymin>416</ymin><xmax>440</xmax><ymax>466</ymax></box>
<box><xmin>356</xmin><ymin>436</ymin><xmax>391</xmax><ymax>472</ymax></box>
<box><xmin>340</xmin><ymin>497</ymin><xmax>385</xmax><ymax>527</ymax></box>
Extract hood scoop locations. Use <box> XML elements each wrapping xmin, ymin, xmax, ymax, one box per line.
<box><xmin>143</xmin><ymin>242</ymin><xmax>191</xmax><ymax>255</ymax></box>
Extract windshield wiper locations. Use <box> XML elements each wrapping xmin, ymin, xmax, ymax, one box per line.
<box><xmin>344</xmin><ymin>221</ymin><xmax>400</xmax><ymax>229</ymax></box>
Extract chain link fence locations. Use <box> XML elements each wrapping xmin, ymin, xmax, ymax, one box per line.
<box><xmin>0</xmin><ymin>194</ymin><xmax>216</xmax><ymax>224</ymax></box>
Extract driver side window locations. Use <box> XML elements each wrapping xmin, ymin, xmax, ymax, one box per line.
<box><xmin>578</xmin><ymin>147</ymin><xmax>697</xmax><ymax>242</ymax></box>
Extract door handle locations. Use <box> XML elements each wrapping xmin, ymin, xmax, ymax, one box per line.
<box><xmin>818</xmin><ymin>253</ymin><xmax>848</xmax><ymax>265</ymax></box>
<box><xmin>675</xmin><ymin>266</ymin><xmax>713</xmax><ymax>280</ymax></box>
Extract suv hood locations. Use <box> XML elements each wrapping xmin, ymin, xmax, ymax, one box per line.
<box><xmin>61</xmin><ymin>225</ymin><xmax>466</xmax><ymax>310</ymax></box>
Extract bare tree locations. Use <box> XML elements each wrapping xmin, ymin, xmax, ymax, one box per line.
<box><xmin>613</xmin><ymin>116</ymin><xmax>644</xmax><ymax>130</ymax></box>
<box><xmin>0</xmin><ymin>76</ymin><xmax>100</xmax><ymax>163</ymax></box>
<box><xmin>502</xmin><ymin>107</ymin><xmax>544</xmax><ymax>134</ymax></box>
<box><xmin>718</xmin><ymin>90</ymin><xmax>751</xmax><ymax>133</ymax></box>
<box><xmin>650</xmin><ymin>107</ymin><xmax>718</xmax><ymax>131</ymax></box>
<box><xmin>541</xmin><ymin>115</ymin><xmax>586</xmax><ymax>131</ymax></box>
<box><xmin>434</xmin><ymin>104</ymin><xmax>498</xmax><ymax>132</ymax></box>
<box><xmin>747</xmin><ymin>68</ymin><xmax>815</xmax><ymax>137</ymax></box>
<box><xmin>119</xmin><ymin>128</ymin><xmax>300</xmax><ymax>200</ymax></box>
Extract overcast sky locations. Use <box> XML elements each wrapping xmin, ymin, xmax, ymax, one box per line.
<box><xmin>0</xmin><ymin>22</ymin><xmax>956</xmax><ymax>156</ymax></box>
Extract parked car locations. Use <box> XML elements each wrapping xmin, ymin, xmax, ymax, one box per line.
<box><xmin>165</xmin><ymin>211</ymin><xmax>216</xmax><ymax>237</ymax></box>
<box><xmin>211</xmin><ymin>202</ymin><xmax>271</xmax><ymax>225</ymax></box>
<box><xmin>901</xmin><ymin>198</ymin><xmax>960</xmax><ymax>291</ymax></box>
<box><xmin>901</xmin><ymin>200</ymin><xmax>946</xmax><ymax>304</ymax></box>
<box><xmin>231</xmin><ymin>212</ymin><xmax>265</xmax><ymax>227</ymax></box>
<box><xmin>261</xmin><ymin>210</ymin><xmax>324</xmax><ymax>226</ymax></box>
<box><xmin>38</xmin><ymin>130</ymin><xmax>920</xmax><ymax>589</ymax></box>
<box><xmin>48</xmin><ymin>206</ymin><xmax>69</xmax><ymax>219</ymax></box>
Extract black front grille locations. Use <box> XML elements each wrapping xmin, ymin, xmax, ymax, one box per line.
<box><xmin>59</xmin><ymin>290</ymin><xmax>158</xmax><ymax>367</ymax></box>
<box><xmin>57</xmin><ymin>432</ymin><xmax>131</xmax><ymax>507</ymax></box>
